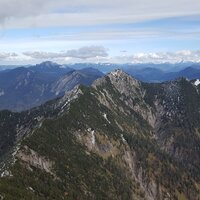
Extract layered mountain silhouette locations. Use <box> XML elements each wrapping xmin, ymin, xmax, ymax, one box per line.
<box><xmin>1</xmin><ymin>61</ymin><xmax>200</xmax><ymax>112</ymax></box>
<box><xmin>0</xmin><ymin>70</ymin><xmax>200</xmax><ymax>199</ymax></box>
<box><xmin>0</xmin><ymin>61</ymin><xmax>103</xmax><ymax>111</ymax></box>
<box><xmin>125</xmin><ymin>65</ymin><xmax>200</xmax><ymax>82</ymax></box>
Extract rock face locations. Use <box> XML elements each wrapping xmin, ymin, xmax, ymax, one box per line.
<box><xmin>0</xmin><ymin>70</ymin><xmax>200</xmax><ymax>200</ymax></box>
<box><xmin>16</xmin><ymin>146</ymin><xmax>55</xmax><ymax>176</ymax></box>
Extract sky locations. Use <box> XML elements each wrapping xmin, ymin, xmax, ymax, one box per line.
<box><xmin>0</xmin><ymin>0</ymin><xmax>200</xmax><ymax>64</ymax></box>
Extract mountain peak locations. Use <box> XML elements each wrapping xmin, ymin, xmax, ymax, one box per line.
<box><xmin>36</xmin><ymin>61</ymin><xmax>60</xmax><ymax>69</ymax></box>
<box><xmin>108</xmin><ymin>69</ymin><xmax>128</xmax><ymax>78</ymax></box>
<box><xmin>93</xmin><ymin>69</ymin><xmax>140</xmax><ymax>87</ymax></box>
<box><xmin>107</xmin><ymin>69</ymin><xmax>140</xmax><ymax>87</ymax></box>
<box><xmin>93</xmin><ymin>69</ymin><xmax>142</xmax><ymax>100</ymax></box>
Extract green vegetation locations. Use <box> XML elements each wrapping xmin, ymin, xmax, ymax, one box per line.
<box><xmin>0</xmin><ymin>74</ymin><xmax>200</xmax><ymax>199</ymax></box>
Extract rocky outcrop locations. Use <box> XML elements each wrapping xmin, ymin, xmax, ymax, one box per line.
<box><xmin>16</xmin><ymin>146</ymin><xmax>54</xmax><ymax>176</ymax></box>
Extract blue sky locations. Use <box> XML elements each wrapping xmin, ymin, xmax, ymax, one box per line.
<box><xmin>0</xmin><ymin>0</ymin><xmax>199</xmax><ymax>64</ymax></box>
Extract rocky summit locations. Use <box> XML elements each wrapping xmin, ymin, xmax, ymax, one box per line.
<box><xmin>0</xmin><ymin>70</ymin><xmax>200</xmax><ymax>200</ymax></box>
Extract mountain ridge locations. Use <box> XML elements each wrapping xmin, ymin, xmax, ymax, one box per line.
<box><xmin>1</xmin><ymin>61</ymin><xmax>200</xmax><ymax>112</ymax></box>
<box><xmin>0</xmin><ymin>62</ymin><xmax>103</xmax><ymax>111</ymax></box>
<box><xmin>0</xmin><ymin>70</ymin><xmax>199</xmax><ymax>199</ymax></box>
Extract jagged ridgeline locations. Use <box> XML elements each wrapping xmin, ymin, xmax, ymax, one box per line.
<box><xmin>0</xmin><ymin>70</ymin><xmax>200</xmax><ymax>200</ymax></box>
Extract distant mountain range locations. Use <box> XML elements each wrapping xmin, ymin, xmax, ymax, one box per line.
<box><xmin>67</xmin><ymin>62</ymin><xmax>200</xmax><ymax>82</ymax></box>
<box><xmin>66</xmin><ymin>62</ymin><xmax>200</xmax><ymax>73</ymax></box>
<box><xmin>125</xmin><ymin>66</ymin><xmax>200</xmax><ymax>82</ymax></box>
<box><xmin>60</xmin><ymin>62</ymin><xmax>200</xmax><ymax>82</ymax></box>
<box><xmin>1</xmin><ymin>61</ymin><xmax>200</xmax><ymax>72</ymax></box>
<box><xmin>0</xmin><ymin>61</ymin><xmax>103</xmax><ymax>111</ymax></box>
<box><xmin>1</xmin><ymin>61</ymin><xmax>200</xmax><ymax>111</ymax></box>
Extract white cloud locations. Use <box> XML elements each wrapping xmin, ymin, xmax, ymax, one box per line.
<box><xmin>23</xmin><ymin>46</ymin><xmax>108</xmax><ymax>60</ymax></box>
<box><xmin>0</xmin><ymin>0</ymin><xmax>49</xmax><ymax>22</ymax></box>
<box><xmin>0</xmin><ymin>0</ymin><xmax>200</xmax><ymax>29</ymax></box>
<box><xmin>0</xmin><ymin>52</ymin><xmax>18</xmax><ymax>60</ymax></box>
<box><xmin>1</xmin><ymin>49</ymin><xmax>200</xmax><ymax>64</ymax></box>
<box><xmin>65</xmin><ymin>46</ymin><xmax>108</xmax><ymax>59</ymax></box>
<box><xmin>112</xmin><ymin>50</ymin><xmax>200</xmax><ymax>64</ymax></box>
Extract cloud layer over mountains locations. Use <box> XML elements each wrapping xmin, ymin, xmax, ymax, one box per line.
<box><xmin>0</xmin><ymin>0</ymin><xmax>199</xmax><ymax>65</ymax></box>
<box><xmin>0</xmin><ymin>47</ymin><xmax>200</xmax><ymax>64</ymax></box>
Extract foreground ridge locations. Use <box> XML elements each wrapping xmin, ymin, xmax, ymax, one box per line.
<box><xmin>0</xmin><ymin>70</ymin><xmax>200</xmax><ymax>200</ymax></box>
